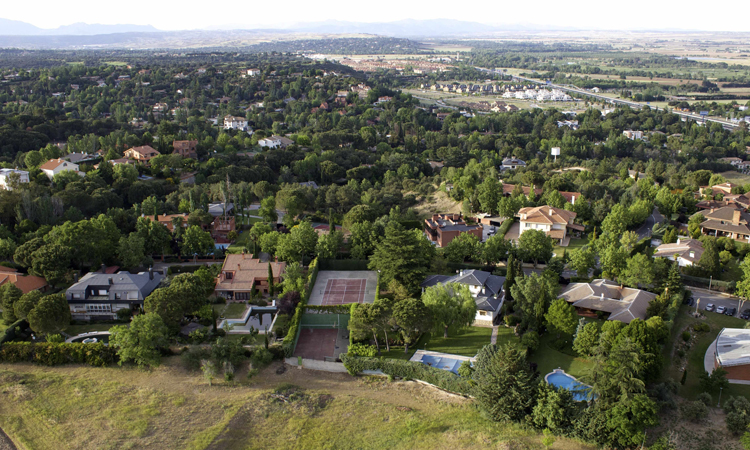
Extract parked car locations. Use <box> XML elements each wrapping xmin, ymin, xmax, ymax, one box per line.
<box><xmin>741</xmin><ymin>309</ymin><xmax>750</xmax><ymax>319</ymax></box>
<box><xmin>687</xmin><ymin>298</ymin><xmax>695</xmax><ymax>307</ymax></box>
<box><xmin>716</xmin><ymin>306</ymin><xmax>727</xmax><ymax>314</ymax></box>
<box><xmin>705</xmin><ymin>304</ymin><xmax>716</xmax><ymax>312</ymax></box>
<box><xmin>726</xmin><ymin>307</ymin><xmax>737</xmax><ymax>316</ymax></box>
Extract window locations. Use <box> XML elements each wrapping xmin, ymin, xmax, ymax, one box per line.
<box><xmin>224</xmin><ymin>272</ymin><xmax>233</xmax><ymax>280</ymax></box>
<box><xmin>479</xmin><ymin>311</ymin><xmax>487</xmax><ymax>316</ymax></box>
<box><xmin>85</xmin><ymin>304</ymin><xmax>112</xmax><ymax>313</ymax></box>
<box><xmin>115</xmin><ymin>293</ymin><xmax>121</xmax><ymax>299</ymax></box>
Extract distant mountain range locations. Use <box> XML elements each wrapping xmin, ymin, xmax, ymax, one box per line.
<box><xmin>0</xmin><ymin>18</ymin><xmax>159</xmax><ymax>36</ymax></box>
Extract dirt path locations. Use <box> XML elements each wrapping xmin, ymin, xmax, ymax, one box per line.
<box><xmin>0</xmin><ymin>428</ymin><xmax>17</xmax><ymax>450</ymax></box>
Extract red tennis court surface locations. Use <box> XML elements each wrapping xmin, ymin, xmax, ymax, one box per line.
<box><xmin>293</xmin><ymin>328</ymin><xmax>338</xmax><ymax>360</ymax></box>
<box><xmin>320</xmin><ymin>278</ymin><xmax>367</xmax><ymax>305</ymax></box>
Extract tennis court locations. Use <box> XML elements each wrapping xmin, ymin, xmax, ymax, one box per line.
<box><xmin>308</xmin><ymin>270</ymin><xmax>378</xmax><ymax>306</ymax></box>
<box><xmin>292</xmin><ymin>313</ymin><xmax>350</xmax><ymax>361</ymax></box>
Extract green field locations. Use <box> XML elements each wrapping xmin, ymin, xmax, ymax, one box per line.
<box><xmin>378</xmin><ymin>326</ymin><xmax>493</xmax><ymax>360</ymax></box>
<box><xmin>0</xmin><ymin>360</ymin><xmax>595</xmax><ymax>450</ymax></box>
<box><xmin>213</xmin><ymin>302</ymin><xmax>248</xmax><ymax>319</ymax></box>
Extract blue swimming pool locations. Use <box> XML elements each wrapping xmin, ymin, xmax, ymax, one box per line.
<box><xmin>545</xmin><ymin>370</ymin><xmax>594</xmax><ymax>401</ymax></box>
<box><xmin>420</xmin><ymin>354</ymin><xmax>463</xmax><ymax>374</ymax></box>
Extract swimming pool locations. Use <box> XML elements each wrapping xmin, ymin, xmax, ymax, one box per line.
<box><xmin>545</xmin><ymin>369</ymin><xmax>594</xmax><ymax>401</ymax></box>
<box><xmin>68</xmin><ymin>332</ymin><xmax>111</xmax><ymax>344</ymax></box>
<box><xmin>419</xmin><ymin>354</ymin><xmax>464</xmax><ymax>374</ymax></box>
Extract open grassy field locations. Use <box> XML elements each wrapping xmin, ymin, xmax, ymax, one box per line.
<box><xmin>0</xmin><ymin>359</ymin><xmax>595</xmax><ymax>450</ymax></box>
<box><xmin>720</xmin><ymin>171</ymin><xmax>750</xmax><ymax>186</ymax></box>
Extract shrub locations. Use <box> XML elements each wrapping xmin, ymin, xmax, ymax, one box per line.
<box><xmin>341</xmin><ymin>354</ymin><xmax>475</xmax><ymax>396</ymax></box>
<box><xmin>0</xmin><ymin>342</ymin><xmax>116</xmax><ymax>366</ymax></box>
<box><xmin>181</xmin><ymin>346</ymin><xmax>211</xmax><ymax>371</ymax></box>
<box><xmin>682</xmin><ymin>331</ymin><xmax>691</xmax><ymax>342</ymax></box>
<box><xmin>347</xmin><ymin>343</ymin><xmax>377</xmax><ymax>357</ymax></box>
<box><xmin>681</xmin><ymin>369</ymin><xmax>688</xmax><ymax>385</ymax></box>
<box><xmin>680</xmin><ymin>400</ymin><xmax>708</xmax><ymax>422</ymax></box>
<box><xmin>457</xmin><ymin>360</ymin><xmax>474</xmax><ymax>379</ymax></box>
<box><xmin>250</xmin><ymin>347</ymin><xmax>273</xmax><ymax>369</ymax></box>
<box><xmin>116</xmin><ymin>308</ymin><xmax>132</xmax><ymax>322</ymax></box>
<box><xmin>504</xmin><ymin>315</ymin><xmax>520</xmax><ymax>327</ymax></box>
<box><xmin>697</xmin><ymin>392</ymin><xmax>713</xmax><ymax>407</ymax></box>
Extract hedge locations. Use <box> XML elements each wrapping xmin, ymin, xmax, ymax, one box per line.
<box><xmin>282</xmin><ymin>257</ymin><xmax>319</xmax><ymax>356</ymax></box>
<box><xmin>340</xmin><ymin>354</ymin><xmax>476</xmax><ymax>397</ymax></box>
<box><xmin>167</xmin><ymin>264</ymin><xmax>218</xmax><ymax>275</ymax></box>
<box><xmin>680</xmin><ymin>274</ymin><xmax>735</xmax><ymax>292</ymax></box>
<box><xmin>0</xmin><ymin>319</ymin><xmax>26</xmax><ymax>346</ymax></box>
<box><xmin>320</xmin><ymin>259</ymin><xmax>369</xmax><ymax>271</ymax></box>
<box><xmin>304</xmin><ymin>305</ymin><xmax>351</xmax><ymax>314</ymax></box>
<box><xmin>0</xmin><ymin>342</ymin><xmax>117</xmax><ymax>367</ymax></box>
<box><xmin>498</xmin><ymin>218</ymin><xmax>515</xmax><ymax>238</ymax></box>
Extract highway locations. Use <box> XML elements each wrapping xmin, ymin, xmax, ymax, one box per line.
<box><xmin>473</xmin><ymin>67</ymin><xmax>742</xmax><ymax>131</ymax></box>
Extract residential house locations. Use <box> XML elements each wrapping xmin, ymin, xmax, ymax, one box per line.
<box><xmin>653</xmin><ymin>238</ymin><xmax>704</xmax><ymax>267</ymax></box>
<box><xmin>724</xmin><ymin>194</ymin><xmax>750</xmax><ymax>210</ymax></box>
<box><xmin>258</xmin><ymin>135</ymin><xmax>294</xmax><ymax>149</ymax></box>
<box><xmin>299</xmin><ymin>181</ymin><xmax>319</xmax><ymax>189</ymax></box>
<box><xmin>720</xmin><ymin>157</ymin><xmax>744</xmax><ymax>166</ymax></box>
<box><xmin>215</xmin><ymin>253</ymin><xmax>286</xmax><ymax>299</ymax></box>
<box><xmin>124</xmin><ymin>145</ymin><xmax>160</xmax><ymax>163</ymax></box>
<box><xmin>63</xmin><ymin>153</ymin><xmax>99</xmax><ymax>164</ymax></box>
<box><xmin>172</xmin><ymin>140</ymin><xmax>198</xmax><ymax>159</ymax></box>
<box><xmin>39</xmin><ymin>159</ymin><xmax>82</xmax><ymax>180</ymax></box>
<box><xmin>246</xmin><ymin>69</ymin><xmax>261</xmax><ymax>76</ymax></box>
<box><xmin>143</xmin><ymin>213</ymin><xmax>190</xmax><ymax>233</ymax></box>
<box><xmin>223</xmin><ymin>115</ymin><xmax>249</xmax><ymax>131</ymax></box>
<box><xmin>623</xmin><ymin>130</ymin><xmax>644</xmax><ymax>140</ymax></box>
<box><xmin>208</xmin><ymin>202</ymin><xmax>234</xmax><ymax>217</ymax></box>
<box><xmin>517</xmin><ymin>205</ymin><xmax>583</xmax><ymax>246</ymax></box>
<box><xmin>0</xmin><ymin>169</ymin><xmax>29</xmax><ymax>190</ymax></box>
<box><xmin>212</xmin><ymin>216</ymin><xmax>236</xmax><ymax>239</ymax></box>
<box><xmin>710</xmin><ymin>182</ymin><xmax>738</xmax><ymax>195</ymax></box>
<box><xmin>699</xmin><ymin>207</ymin><xmax>750</xmax><ymax>242</ymax></box>
<box><xmin>423</xmin><ymin>213</ymin><xmax>483</xmax><ymax>248</ymax></box>
<box><xmin>66</xmin><ymin>268</ymin><xmax>163</xmax><ymax>320</ymax></box>
<box><xmin>558</xmin><ymin>279</ymin><xmax>657</xmax><ymax>324</ymax></box>
<box><xmin>500</xmin><ymin>157</ymin><xmax>526</xmax><ymax>171</ymax></box>
<box><xmin>501</xmin><ymin>183</ymin><xmax>543</xmax><ymax>198</ymax></box>
<box><xmin>0</xmin><ymin>266</ymin><xmax>48</xmax><ymax>294</ymax></box>
<box><xmin>421</xmin><ymin>269</ymin><xmax>505</xmax><ymax>326</ymax></box>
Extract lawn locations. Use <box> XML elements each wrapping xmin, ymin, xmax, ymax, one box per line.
<box><xmin>0</xmin><ymin>312</ymin><xmax>6</xmax><ymax>334</ymax></box>
<box><xmin>0</xmin><ymin>359</ymin><xmax>595</xmax><ymax>450</ymax></box>
<box><xmin>720</xmin><ymin>171</ymin><xmax>750</xmax><ymax>186</ymax></box>
<box><xmin>554</xmin><ymin>236</ymin><xmax>590</xmax><ymax>257</ymax></box>
<box><xmin>213</xmin><ymin>303</ymin><xmax>248</xmax><ymax>319</ymax></box>
<box><xmin>663</xmin><ymin>306</ymin><xmax>750</xmax><ymax>402</ymax></box>
<box><xmin>226</xmin><ymin>230</ymin><xmax>254</xmax><ymax>254</ymax></box>
<box><xmin>532</xmin><ymin>331</ymin><xmax>596</xmax><ymax>379</ymax></box>
<box><xmin>379</xmin><ymin>326</ymin><xmax>493</xmax><ymax>360</ymax></box>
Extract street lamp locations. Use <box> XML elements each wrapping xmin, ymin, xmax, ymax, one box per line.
<box><xmin>718</xmin><ymin>386</ymin><xmax>724</xmax><ymax>408</ymax></box>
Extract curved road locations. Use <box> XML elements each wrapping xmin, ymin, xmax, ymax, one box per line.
<box><xmin>636</xmin><ymin>207</ymin><xmax>666</xmax><ymax>241</ymax></box>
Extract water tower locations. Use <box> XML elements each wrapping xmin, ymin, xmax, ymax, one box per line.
<box><xmin>551</xmin><ymin>147</ymin><xmax>561</xmax><ymax>162</ymax></box>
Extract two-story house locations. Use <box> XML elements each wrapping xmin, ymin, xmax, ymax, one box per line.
<box><xmin>0</xmin><ymin>168</ymin><xmax>29</xmax><ymax>190</ymax></box>
<box><xmin>124</xmin><ymin>145</ymin><xmax>160</xmax><ymax>163</ymax></box>
<box><xmin>699</xmin><ymin>207</ymin><xmax>750</xmax><ymax>242</ymax></box>
<box><xmin>172</xmin><ymin>140</ymin><xmax>198</xmax><ymax>159</ymax></box>
<box><xmin>500</xmin><ymin>157</ymin><xmax>527</xmax><ymax>171</ymax></box>
<box><xmin>39</xmin><ymin>159</ymin><xmax>82</xmax><ymax>180</ymax></box>
<box><xmin>423</xmin><ymin>214</ymin><xmax>483</xmax><ymax>248</ymax></box>
<box><xmin>258</xmin><ymin>135</ymin><xmax>294</xmax><ymax>149</ymax></box>
<box><xmin>421</xmin><ymin>269</ymin><xmax>505</xmax><ymax>326</ymax></box>
<box><xmin>653</xmin><ymin>238</ymin><xmax>704</xmax><ymax>267</ymax></box>
<box><xmin>66</xmin><ymin>268</ymin><xmax>163</xmax><ymax>320</ymax></box>
<box><xmin>223</xmin><ymin>116</ymin><xmax>249</xmax><ymax>131</ymax></box>
<box><xmin>215</xmin><ymin>254</ymin><xmax>286</xmax><ymax>300</ymax></box>
<box><xmin>517</xmin><ymin>205</ymin><xmax>583</xmax><ymax>246</ymax></box>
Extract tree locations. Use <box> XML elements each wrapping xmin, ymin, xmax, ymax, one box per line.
<box><xmin>259</xmin><ymin>195</ymin><xmax>278</xmax><ymax>223</ymax></box>
<box><xmin>282</xmin><ymin>262</ymin><xmax>305</xmax><ymax>295</ymax></box>
<box><xmin>276</xmin><ymin>221</ymin><xmax>318</xmax><ymax>262</ymax></box>
<box><xmin>474</xmin><ymin>344</ymin><xmax>537</xmax><ymax>423</ymax></box>
<box><xmin>545</xmin><ymin>299</ymin><xmax>578</xmax><ymax>337</ymax></box>
<box><xmin>504</xmin><ymin>253</ymin><xmax>524</xmax><ymax>302</ymax></box>
<box><xmin>421</xmin><ymin>283</ymin><xmax>476</xmax><ymax>338</ymax></box>
<box><xmin>30</xmin><ymin>243</ymin><xmax>71</xmax><ymax>286</ymax></box>
<box><xmin>532</xmin><ymin>383</ymin><xmax>578</xmax><ymax>434</ymax></box>
<box><xmin>118</xmin><ymin>233</ymin><xmax>146</xmax><ymax>269</ymax></box>
<box><xmin>349</xmin><ymin>303</ymin><xmax>382</xmax><ymax>352</ymax></box>
<box><xmin>0</xmin><ymin>283</ymin><xmax>22</xmax><ymax>324</ymax></box>
<box><xmin>477</xmin><ymin>176</ymin><xmax>501</xmax><ymax>215</ymax></box>
<box><xmin>699</xmin><ymin>367</ymin><xmax>729</xmax><ymax>393</ymax></box>
<box><xmin>573</xmin><ymin>321</ymin><xmax>601</xmax><ymax>357</ymax></box>
<box><xmin>518</xmin><ymin>229</ymin><xmax>553</xmax><ymax>268</ymax></box>
<box><xmin>735</xmin><ymin>254</ymin><xmax>750</xmax><ymax>313</ymax></box>
<box><xmin>349</xmin><ymin>221</ymin><xmax>379</xmax><ymax>260</ymax></box>
<box><xmin>248</xmin><ymin>222</ymin><xmax>272</xmax><ymax>252</ymax></box>
<box><xmin>144</xmin><ymin>287</ymin><xmax>184</xmax><ymax>332</ymax></box>
<box><xmin>27</xmin><ymin>293</ymin><xmax>70</xmax><ymax>335</ymax></box>
<box><xmin>604</xmin><ymin>394</ymin><xmax>659</xmax><ymax>449</ymax></box>
<box><xmin>369</xmin><ymin>222</ymin><xmax>435</xmax><ymax>294</ymax></box>
<box><xmin>569</xmin><ymin>246</ymin><xmax>596</xmax><ymax>278</ymax></box>
<box><xmin>600</xmin><ymin>243</ymin><xmax>628</xmax><ymax>280</ymax></box>
<box><xmin>181</xmin><ymin>225</ymin><xmax>214</xmax><ymax>256</ymax></box>
<box><xmin>480</xmin><ymin>234</ymin><xmax>510</xmax><ymax>266</ymax></box>
<box><xmin>541</xmin><ymin>429</ymin><xmax>555</xmax><ymax>450</ymax></box>
<box><xmin>443</xmin><ymin>232</ymin><xmax>480</xmax><ymax>263</ymax></box>
<box><xmin>619</xmin><ymin>253</ymin><xmax>654</xmax><ymax>288</ymax></box>
<box><xmin>619</xmin><ymin>230</ymin><xmax>640</xmax><ymax>253</ymax></box>
<box><xmin>392</xmin><ymin>298</ymin><xmax>432</xmax><ymax>353</ymax></box>
<box><xmin>109</xmin><ymin>312</ymin><xmax>168</xmax><ymax>369</ymax></box>
<box><xmin>511</xmin><ymin>272</ymin><xmax>558</xmax><ymax>328</ymax></box>
<box><xmin>316</xmin><ymin>230</ymin><xmax>344</xmax><ymax>259</ymax></box>
<box><xmin>259</xmin><ymin>231</ymin><xmax>281</xmax><ymax>255</ymax></box>
<box><xmin>698</xmin><ymin>237</ymin><xmax>721</xmax><ymax>277</ymax></box>
<box><xmin>14</xmin><ymin>290</ymin><xmax>42</xmax><ymax>321</ymax></box>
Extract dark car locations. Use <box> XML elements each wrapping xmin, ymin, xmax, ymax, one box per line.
<box><xmin>687</xmin><ymin>298</ymin><xmax>695</xmax><ymax>307</ymax></box>
<box><xmin>741</xmin><ymin>309</ymin><xmax>750</xmax><ymax>320</ymax></box>
<box><xmin>726</xmin><ymin>307</ymin><xmax>737</xmax><ymax>317</ymax></box>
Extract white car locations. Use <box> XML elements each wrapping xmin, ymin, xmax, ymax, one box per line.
<box><xmin>716</xmin><ymin>306</ymin><xmax>727</xmax><ymax>314</ymax></box>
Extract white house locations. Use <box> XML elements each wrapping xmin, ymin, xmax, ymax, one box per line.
<box><xmin>421</xmin><ymin>269</ymin><xmax>505</xmax><ymax>326</ymax></box>
<box><xmin>223</xmin><ymin>116</ymin><xmax>249</xmax><ymax>131</ymax></box>
<box><xmin>246</xmin><ymin>69</ymin><xmax>261</xmax><ymax>76</ymax></box>
<box><xmin>500</xmin><ymin>157</ymin><xmax>527</xmax><ymax>171</ymax></box>
<box><xmin>39</xmin><ymin>159</ymin><xmax>82</xmax><ymax>180</ymax></box>
<box><xmin>0</xmin><ymin>169</ymin><xmax>29</xmax><ymax>190</ymax></box>
<box><xmin>517</xmin><ymin>205</ymin><xmax>583</xmax><ymax>246</ymax></box>
<box><xmin>653</xmin><ymin>238</ymin><xmax>704</xmax><ymax>267</ymax></box>
<box><xmin>258</xmin><ymin>135</ymin><xmax>294</xmax><ymax>149</ymax></box>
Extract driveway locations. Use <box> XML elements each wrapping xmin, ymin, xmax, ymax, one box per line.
<box><xmin>635</xmin><ymin>207</ymin><xmax>665</xmax><ymax>241</ymax></box>
<box><xmin>686</xmin><ymin>287</ymin><xmax>748</xmax><ymax>317</ymax></box>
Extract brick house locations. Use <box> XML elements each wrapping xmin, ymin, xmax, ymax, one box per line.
<box><xmin>172</xmin><ymin>140</ymin><xmax>198</xmax><ymax>159</ymax></box>
<box><xmin>215</xmin><ymin>254</ymin><xmax>286</xmax><ymax>300</ymax></box>
<box><xmin>423</xmin><ymin>214</ymin><xmax>483</xmax><ymax>248</ymax></box>
<box><xmin>124</xmin><ymin>145</ymin><xmax>160</xmax><ymax>163</ymax></box>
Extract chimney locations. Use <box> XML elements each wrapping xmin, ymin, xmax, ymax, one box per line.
<box><xmin>600</xmin><ymin>293</ymin><xmax>604</xmax><ymax>300</ymax></box>
<box><xmin>108</xmin><ymin>277</ymin><xmax>113</xmax><ymax>285</ymax></box>
<box><xmin>148</xmin><ymin>266</ymin><xmax>154</xmax><ymax>280</ymax></box>
<box><xmin>689</xmin><ymin>251</ymin><xmax>695</xmax><ymax>259</ymax></box>
<box><xmin>677</xmin><ymin>238</ymin><xmax>681</xmax><ymax>244</ymax></box>
<box><xmin>73</xmin><ymin>273</ymin><xmax>79</xmax><ymax>283</ymax></box>
<box><xmin>100</xmin><ymin>263</ymin><xmax>106</xmax><ymax>273</ymax></box>
<box><xmin>459</xmin><ymin>269</ymin><xmax>464</xmax><ymax>276</ymax></box>
<box><xmin>734</xmin><ymin>210</ymin><xmax>741</xmax><ymax>225</ymax></box>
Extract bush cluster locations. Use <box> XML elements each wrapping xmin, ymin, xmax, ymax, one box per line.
<box><xmin>282</xmin><ymin>257</ymin><xmax>319</xmax><ymax>356</ymax></box>
<box><xmin>0</xmin><ymin>342</ymin><xmax>117</xmax><ymax>367</ymax></box>
<box><xmin>341</xmin><ymin>354</ymin><xmax>475</xmax><ymax>396</ymax></box>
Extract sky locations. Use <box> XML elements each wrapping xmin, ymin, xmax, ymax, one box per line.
<box><xmin>3</xmin><ymin>0</ymin><xmax>750</xmax><ymax>32</ymax></box>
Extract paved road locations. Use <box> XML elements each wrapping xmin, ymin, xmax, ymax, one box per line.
<box><xmin>636</xmin><ymin>207</ymin><xmax>666</xmax><ymax>241</ymax></box>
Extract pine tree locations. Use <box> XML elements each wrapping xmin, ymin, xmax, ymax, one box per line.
<box><xmin>267</xmin><ymin>262</ymin><xmax>274</xmax><ymax>296</ymax></box>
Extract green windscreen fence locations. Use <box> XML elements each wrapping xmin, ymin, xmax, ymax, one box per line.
<box><xmin>292</xmin><ymin>313</ymin><xmax>350</xmax><ymax>355</ymax></box>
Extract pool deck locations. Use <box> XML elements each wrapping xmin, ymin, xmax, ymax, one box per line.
<box><xmin>65</xmin><ymin>331</ymin><xmax>111</xmax><ymax>343</ymax></box>
<box><xmin>217</xmin><ymin>302</ymin><xmax>278</xmax><ymax>334</ymax></box>
<box><xmin>410</xmin><ymin>350</ymin><xmax>475</xmax><ymax>373</ymax></box>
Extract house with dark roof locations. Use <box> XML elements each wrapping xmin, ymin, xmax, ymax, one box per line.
<box><xmin>653</xmin><ymin>238</ymin><xmax>704</xmax><ymax>267</ymax></box>
<box><xmin>699</xmin><ymin>207</ymin><xmax>750</xmax><ymax>243</ymax></box>
<box><xmin>558</xmin><ymin>279</ymin><xmax>657</xmax><ymax>324</ymax></box>
<box><xmin>421</xmin><ymin>269</ymin><xmax>505</xmax><ymax>325</ymax></box>
<box><xmin>423</xmin><ymin>214</ymin><xmax>483</xmax><ymax>248</ymax></box>
<box><xmin>66</xmin><ymin>268</ymin><xmax>163</xmax><ymax>320</ymax></box>
<box><xmin>500</xmin><ymin>157</ymin><xmax>526</xmax><ymax>171</ymax></box>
